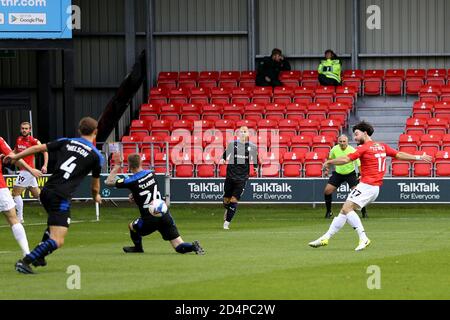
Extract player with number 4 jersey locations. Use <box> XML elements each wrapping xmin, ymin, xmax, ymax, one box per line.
<box><xmin>5</xmin><ymin>117</ymin><xmax>104</xmax><ymax>274</ymax></box>
<box><xmin>105</xmin><ymin>153</ymin><xmax>205</xmax><ymax>255</ymax></box>
<box><xmin>309</xmin><ymin>121</ymin><xmax>433</xmax><ymax>251</ymax></box>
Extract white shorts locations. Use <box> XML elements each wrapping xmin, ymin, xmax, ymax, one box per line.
<box><xmin>0</xmin><ymin>188</ymin><xmax>16</xmax><ymax>212</ymax></box>
<box><xmin>346</xmin><ymin>182</ymin><xmax>380</xmax><ymax>209</ymax></box>
<box><xmin>14</xmin><ymin>171</ymin><xmax>38</xmax><ymax>188</ymax></box>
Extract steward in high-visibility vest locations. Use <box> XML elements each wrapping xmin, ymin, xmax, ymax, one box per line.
<box><xmin>318</xmin><ymin>49</ymin><xmax>342</xmax><ymax>86</ymax></box>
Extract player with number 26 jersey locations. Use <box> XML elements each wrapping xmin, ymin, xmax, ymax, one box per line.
<box><xmin>347</xmin><ymin>141</ymin><xmax>398</xmax><ymax>186</ymax></box>
<box><xmin>115</xmin><ymin>170</ymin><xmax>160</xmax><ymax>217</ymax></box>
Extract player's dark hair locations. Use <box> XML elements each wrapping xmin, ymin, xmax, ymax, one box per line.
<box><xmin>271</xmin><ymin>48</ymin><xmax>282</xmax><ymax>56</ymax></box>
<box><xmin>78</xmin><ymin>117</ymin><xmax>98</xmax><ymax>136</ymax></box>
<box><xmin>352</xmin><ymin>121</ymin><xmax>374</xmax><ymax>136</ymax></box>
<box><xmin>128</xmin><ymin>153</ymin><xmax>141</xmax><ymax>170</ymax></box>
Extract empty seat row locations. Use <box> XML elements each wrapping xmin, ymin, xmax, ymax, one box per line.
<box><xmin>149</xmin><ymin>86</ymin><xmax>357</xmax><ymax>106</ymax></box>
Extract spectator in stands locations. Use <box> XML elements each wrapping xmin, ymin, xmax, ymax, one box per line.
<box><xmin>318</xmin><ymin>49</ymin><xmax>342</xmax><ymax>86</ymax></box>
<box><xmin>256</xmin><ymin>48</ymin><xmax>291</xmax><ymax>87</ymax></box>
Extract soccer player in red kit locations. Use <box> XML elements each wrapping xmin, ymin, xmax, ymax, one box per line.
<box><xmin>309</xmin><ymin>121</ymin><xmax>433</xmax><ymax>251</ymax></box>
<box><xmin>12</xmin><ymin>122</ymin><xmax>48</xmax><ymax>223</ymax></box>
<box><xmin>0</xmin><ymin>136</ymin><xmax>42</xmax><ymax>256</ymax></box>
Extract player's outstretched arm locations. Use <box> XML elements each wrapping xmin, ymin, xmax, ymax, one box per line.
<box><xmin>14</xmin><ymin>156</ymin><xmax>43</xmax><ymax>178</ymax></box>
<box><xmin>104</xmin><ymin>152</ymin><xmax>122</xmax><ymax>187</ymax></box>
<box><xmin>395</xmin><ymin>152</ymin><xmax>433</xmax><ymax>162</ymax></box>
<box><xmin>37</xmin><ymin>141</ymin><xmax>49</xmax><ymax>174</ymax></box>
<box><xmin>4</xmin><ymin>144</ymin><xmax>48</xmax><ymax>163</ymax></box>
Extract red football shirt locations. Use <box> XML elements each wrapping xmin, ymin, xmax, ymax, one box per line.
<box><xmin>0</xmin><ymin>137</ymin><xmax>13</xmax><ymax>189</ymax></box>
<box><xmin>348</xmin><ymin>141</ymin><xmax>399</xmax><ymax>186</ymax></box>
<box><xmin>15</xmin><ymin>135</ymin><xmax>39</xmax><ymax>170</ymax></box>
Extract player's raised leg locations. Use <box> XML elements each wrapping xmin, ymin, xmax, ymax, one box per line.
<box><xmin>170</xmin><ymin>237</ymin><xmax>205</xmax><ymax>255</ymax></box>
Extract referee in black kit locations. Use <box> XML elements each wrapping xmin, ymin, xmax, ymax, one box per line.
<box><xmin>219</xmin><ymin>126</ymin><xmax>258</xmax><ymax>230</ymax></box>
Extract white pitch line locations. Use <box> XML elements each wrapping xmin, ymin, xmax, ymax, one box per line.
<box><xmin>0</xmin><ymin>220</ymin><xmax>88</xmax><ymax>229</ymax></box>
<box><xmin>0</xmin><ymin>251</ymin><xmax>11</xmax><ymax>254</ymax></box>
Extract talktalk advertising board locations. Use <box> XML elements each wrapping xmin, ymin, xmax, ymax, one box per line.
<box><xmin>0</xmin><ymin>0</ymin><xmax>72</xmax><ymax>39</ymax></box>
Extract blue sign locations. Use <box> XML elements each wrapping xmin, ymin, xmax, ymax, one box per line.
<box><xmin>0</xmin><ymin>0</ymin><xmax>72</xmax><ymax>39</ymax></box>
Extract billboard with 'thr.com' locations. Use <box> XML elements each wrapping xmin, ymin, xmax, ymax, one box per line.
<box><xmin>0</xmin><ymin>0</ymin><xmax>72</xmax><ymax>39</ymax></box>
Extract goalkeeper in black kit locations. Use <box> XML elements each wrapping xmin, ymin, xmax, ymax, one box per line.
<box><xmin>219</xmin><ymin>126</ymin><xmax>258</xmax><ymax>230</ymax></box>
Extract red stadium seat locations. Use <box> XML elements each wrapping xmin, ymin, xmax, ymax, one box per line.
<box><xmin>244</xmin><ymin>103</ymin><xmax>265</xmax><ymax>121</ymax></box>
<box><xmin>279</xmin><ymin>70</ymin><xmax>302</xmax><ymax>88</ymax></box>
<box><xmin>304</xmin><ymin>152</ymin><xmax>326</xmax><ymax>177</ymax></box>
<box><xmin>181</xmin><ymin>104</ymin><xmax>202</xmax><ymax>121</ymax></box>
<box><xmin>320</xmin><ymin>119</ymin><xmax>342</xmax><ymax>138</ymax></box>
<box><xmin>412</xmin><ymin>101</ymin><xmax>434</xmax><ymax>119</ymax></box>
<box><xmin>215</xmin><ymin>119</ymin><xmax>236</xmax><ymax>135</ymax></box>
<box><xmin>306</xmin><ymin>102</ymin><xmax>329</xmax><ymax>122</ymax></box>
<box><xmin>121</xmin><ymin>135</ymin><xmax>142</xmax><ymax>154</ymax></box>
<box><xmin>265</xmin><ymin>103</ymin><xmax>286</xmax><ymax>121</ymax></box>
<box><xmin>426</xmin><ymin>118</ymin><xmax>448</xmax><ymax>135</ymax></box>
<box><xmin>141</xmin><ymin>135</ymin><xmax>165</xmax><ymax>153</ymax></box>
<box><xmin>314</xmin><ymin>86</ymin><xmax>335</xmax><ymax>104</ymax></box>
<box><xmin>301</xmin><ymin>70</ymin><xmax>319</xmax><ymax>88</ymax></box>
<box><xmin>435</xmin><ymin>151</ymin><xmax>450</xmax><ymax>176</ymax></box>
<box><xmin>157</xmin><ymin>72</ymin><xmax>178</xmax><ymax>89</ymax></box>
<box><xmin>419</xmin><ymin>134</ymin><xmax>442</xmax><ymax>155</ymax></box>
<box><xmin>293</xmin><ymin>86</ymin><xmax>314</xmax><ymax>104</ymax></box>
<box><xmin>412</xmin><ymin>151</ymin><xmax>433</xmax><ymax>176</ymax></box>
<box><xmin>363</xmin><ymin>70</ymin><xmax>384</xmax><ymax>96</ymax></box>
<box><xmin>384</xmin><ymin>69</ymin><xmax>405</xmax><ymax>96</ymax></box>
<box><xmin>178</xmin><ymin>71</ymin><xmax>198</xmax><ymax>89</ymax></box>
<box><xmin>219</xmin><ymin>71</ymin><xmax>240</xmax><ymax>88</ymax></box>
<box><xmin>202</xmin><ymin>103</ymin><xmax>223</xmax><ymax>121</ymax></box>
<box><xmin>151</xmin><ymin>119</ymin><xmax>172</xmax><ymax>138</ymax></box>
<box><xmin>426</xmin><ymin>69</ymin><xmax>447</xmax><ymax>86</ymax></box>
<box><xmin>210</xmin><ymin>87</ymin><xmax>232</xmax><ymax>104</ymax></box>
<box><xmin>153</xmin><ymin>152</ymin><xmax>172</xmax><ymax>174</ymax></box>
<box><xmin>405</xmin><ymin>118</ymin><xmax>426</xmax><ymax>135</ymax></box>
<box><xmin>335</xmin><ymin>86</ymin><xmax>356</xmax><ymax>105</ymax></box>
<box><xmin>298</xmin><ymin>119</ymin><xmax>320</xmax><ymax>136</ymax></box>
<box><xmin>168</xmin><ymin>88</ymin><xmax>189</xmax><ymax>104</ymax></box>
<box><xmin>240</xmin><ymin>71</ymin><xmax>256</xmax><ymax>88</ymax></box>
<box><xmin>231</xmin><ymin>87</ymin><xmax>253</xmax><ymax>104</ymax></box>
<box><xmin>198</xmin><ymin>71</ymin><xmax>219</xmax><ymax>88</ymax></box>
<box><xmin>311</xmin><ymin>135</ymin><xmax>334</xmax><ymax>153</ymax></box>
<box><xmin>190</xmin><ymin>87</ymin><xmax>210</xmax><ymax>105</ymax></box>
<box><xmin>140</xmin><ymin>103</ymin><xmax>161</xmax><ymax>122</ymax></box>
<box><xmin>223</xmin><ymin>103</ymin><xmax>244</xmax><ymax>121</ymax></box>
<box><xmin>282</xmin><ymin>152</ymin><xmax>304</xmax><ymax>177</ymax></box>
<box><xmin>398</xmin><ymin>134</ymin><xmax>420</xmax><ymax>153</ymax></box>
<box><xmin>129</xmin><ymin>119</ymin><xmax>149</xmax><ymax>139</ymax></box>
<box><xmin>419</xmin><ymin>85</ymin><xmax>442</xmax><ymax>103</ymax></box>
<box><xmin>273</xmin><ymin>87</ymin><xmax>294</xmax><ymax>104</ymax></box>
<box><xmin>342</xmin><ymin>69</ymin><xmax>363</xmax><ymax>95</ymax></box>
<box><xmin>433</xmin><ymin>102</ymin><xmax>450</xmax><ymax>119</ymax></box>
<box><xmin>286</xmin><ymin>103</ymin><xmax>307</xmax><ymax>121</ymax></box>
<box><xmin>235</xmin><ymin>119</ymin><xmax>257</xmax><ymax>132</ymax></box>
<box><xmin>405</xmin><ymin>69</ymin><xmax>426</xmax><ymax>95</ymax></box>
<box><xmin>172</xmin><ymin>119</ymin><xmax>194</xmax><ymax>133</ymax></box>
<box><xmin>252</xmin><ymin>87</ymin><xmax>273</xmax><ymax>104</ymax></box>
<box><xmin>290</xmin><ymin>135</ymin><xmax>312</xmax><ymax>153</ymax></box>
<box><xmin>391</xmin><ymin>160</ymin><xmax>411</xmax><ymax>177</ymax></box>
<box><xmin>257</xmin><ymin>119</ymin><xmax>279</xmax><ymax>131</ymax></box>
<box><xmin>441</xmin><ymin>85</ymin><xmax>450</xmax><ymax>102</ymax></box>
<box><xmin>278</xmin><ymin>119</ymin><xmax>299</xmax><ymax>137</ymax></box>
<box><xmin>160</xmin><ymin>103</ymin><xmax>181</xmax><ymax>121</ymax></box>
<box><xmin>149</xmin><ymin>87</ymin><xmax>168</xmax><ymax>105</ymax></box>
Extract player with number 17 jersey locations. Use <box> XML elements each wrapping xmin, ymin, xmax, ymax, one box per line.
<box><xmin>347</xmin><ymin>141</ymin><xmax>398</xmax><ymax>186</ymax></box>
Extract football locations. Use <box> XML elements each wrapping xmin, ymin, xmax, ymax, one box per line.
<box><xmin>148</xmin><ymin>199</ymin><xmax>168</xmax><ymax>217</ymax></box>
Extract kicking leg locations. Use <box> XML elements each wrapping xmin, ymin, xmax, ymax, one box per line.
<box><xmin>170</xmin><ymin>237</ymin><xmax>205</xmax><ymax>255</ymax></box>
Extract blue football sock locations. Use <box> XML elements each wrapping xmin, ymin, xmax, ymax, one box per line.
<box><xmin>23</xmin><ymin>239</ymin><xmax>58</xmax><ymax>264</ymax></box>
<box><xmin>130</xmin><ymin>230</ymin><xmax>143</xmax><ymax>249</ymax></box>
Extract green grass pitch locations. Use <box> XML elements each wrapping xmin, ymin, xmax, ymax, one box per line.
<box><xmin>0</xmin><ymin>202</ymin><xmax>449</xmax><ymax>300</ymax></box>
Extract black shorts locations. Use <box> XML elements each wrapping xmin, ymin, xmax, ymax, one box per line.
<box><xmin>131</xmin><ymin>211</ymin><xmax>180</xmax><ymax>241</ymax></box>
<box><xmin>328</xmin><ymin>171</ymin><xmax>359</xmax><ymax>189</ymax></box>
<box><xmin>39</xmin><ymin>188</ymin><xmax>71</xmax><ymax>228</ymax></box>
<box><xmin>223</xmin><ymin>178</ymin><xmax>247</xmax><ymax>200</ymax></box>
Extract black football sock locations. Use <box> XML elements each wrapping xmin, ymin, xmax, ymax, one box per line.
<box><xmin>226</xmin><ymin>202</ymin><xmax>238</xmax><ymax>222</ymax></box>
<box><xmin>130</xmin><ymin>230</ymin><xmax>143</xmax><ymax>250</ymax></box>
<box><xmin>325</xmin><ymin>194</ymin><xmax>332</xmax><ymax>213</ymax></box>
<box><xmin>175</xmin><ymin>243</ymin><xmax>195</xmax><ymax>254</ymax></box>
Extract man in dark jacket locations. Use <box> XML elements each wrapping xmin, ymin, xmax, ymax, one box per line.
<box><xmin>256</xmin><ymin>48</ymin><xmax>291</xmax><ymax>87</ymax></box>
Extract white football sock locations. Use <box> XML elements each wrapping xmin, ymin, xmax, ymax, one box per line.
<box><xmin>346</xmin><ymin>211</ymin><xmax>368</xmax><ymax>241</ymax></box>
<box><xmin>11</xmin><ymin>223</ymin><xmax>30</xmax><ymax>256</ymax></box>
<box><xmin>14</xmin><ymin>196</ymin><xmax>24</xmax><ymax>221</ymax></box>
<box><xmin>322</xmin><ymin>213</ymin><xmax>347</xmax><ymax>240</ymax></box>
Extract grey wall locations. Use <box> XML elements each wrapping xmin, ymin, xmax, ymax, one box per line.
<box><xmin>153</xmin><ymin>0</ymin><xmax>249</xmax><ymax>72</ymax></box>
<box><xmin>257</xmin><ymin>0</ymin><xmax>353</xmax><ymax>70</ymax></box>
